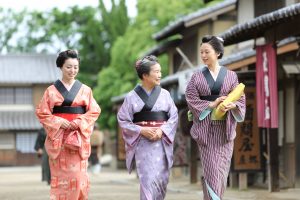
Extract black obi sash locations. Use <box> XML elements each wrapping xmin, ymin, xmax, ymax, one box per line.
<box><xmin>200</xmin><ymin>66</ymin><xmax>227</xmax><ymax>101</ymax></box>
<box><xmin>52</xmin><ymin>80</ymin><xmax>86</xmax><ymax>114</ymax></box>
<box><xmin>132</xmin><ymin>85</ymin><xmax>169</xmax><ymax>123</ymax></box>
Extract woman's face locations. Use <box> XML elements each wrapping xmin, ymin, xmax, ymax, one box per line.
<box><xmin>61</xmin><ymin>58</ymin><xmax>79</xmax><ymax>81</ymax></box>
<box><xmin>200</xmin><ymin>43</ymin><xmax>219</xmax><ymax>66</ymax></box>
<box><xmin>143</xmin><ymin>63</ymin><xmax>162</xmax><ymax>87</ymax></box>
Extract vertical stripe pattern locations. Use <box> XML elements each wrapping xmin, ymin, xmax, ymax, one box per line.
<box><xmin>198</xmin><ymin>120</ymin><xmax>233</xmax><ymax>199</ymax></box>
<box><xmin>185</xmin><ymin>69</ymin><xmax>240</xmax><ymax>145</ymax></box>
<box><xmin>185</xmin><ymin>68</ymin><xmax>245</xmax><ymax>200</ymax></box>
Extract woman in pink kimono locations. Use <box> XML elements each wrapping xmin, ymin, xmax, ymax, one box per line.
<box><xmin>117</xmin><ymin>55</ymin><xmax>178</xmax><ymax>200</ymax></box>
<box><xmin>36</xmin><ymin>50</ymin><xmax>101</xmax><ymax>200</ymax></box>
<box><xmin>185</xmin><ymin>36</ymin><xmax>246</xmax><ymax>200</ymax></box>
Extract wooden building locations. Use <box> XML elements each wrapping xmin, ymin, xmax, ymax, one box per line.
<box><xmin>112</xmin><ymin>0</ymin><xmax>300</xmax><ymax>191</ymax></box>
<box><xmin>0</xmin><ymin>54</ymin><xmax>60</xmax><ymax>166</ymax></box>
<box><xmin>150</xmin><ymin>0</ymin><xmax>300</xmax><ymax>191</ymax></box>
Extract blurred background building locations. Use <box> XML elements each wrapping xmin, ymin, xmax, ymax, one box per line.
<box><xmin>0</xmin><ymin>54</ymin><xmax>60</xmax><ymax>166</ymax></box>
<box><xmin>113</xmin><ymin>0</ymin><xmax>300</xmax><ymax>192</ymax></box>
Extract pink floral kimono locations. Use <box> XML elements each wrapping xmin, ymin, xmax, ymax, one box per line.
<box><xmin>36</xmin><ymin>80</ymin><xmax>100</xmax><ymax>200</ymax></box>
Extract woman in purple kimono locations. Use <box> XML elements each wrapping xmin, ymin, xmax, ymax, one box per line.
<box><xmin>117</xmin><ymin>55</ymin><xmax>178</xmax><ymax>200</ymax></box>
<box><xmin>185</xmin><ymin>35</ymin><xmax>246</xmax><ymax>200</ymax></box>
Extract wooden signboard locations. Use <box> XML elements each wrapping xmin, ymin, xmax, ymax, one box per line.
<box><xmin>232</xmin><ymin>87</ymin><xmax>262</xmax><ymax>171</ymax></box>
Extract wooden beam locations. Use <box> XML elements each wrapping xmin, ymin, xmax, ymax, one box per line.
<box><xmin>227</xmin><ymin>41</ymin><xmax>299</xmax><ymax>70</ymax></box>
<box><xmin>227</xmin><ymin>57</ymin><xmax>256</xmax><ymax>70</ymax></box>
<box><xmin>277</xmin><ymin>42</ymin><xmax>299</xmax><ymax>55</ymax></box>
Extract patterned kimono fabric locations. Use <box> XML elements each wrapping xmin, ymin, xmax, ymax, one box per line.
<box><xmin>135</xmin><ymin>122</ymin><xmax>169</xmax><ymax>200</ymax></box>
<box><xmin>117</xmin><ymin>85</ymin><xmax>178</xmax><ymax>200</ymax></box>
<box><xmin>50</xmin><ymin>113</ymin><xmax>89</xmax><ymax>200</ymax></box>
<box><xmin>185</xmin><ymin>67</ymin><xmax>246</xmax><ymax>200</ymax></box>
<box><xmin>199</xmin><ymin>120</ymin><xmax>233</xmax><ymax>200</ymax></box>
<box><xmin>36</xmin><ymin>80</ymin><xmax>100</xmax><ymax>200</ymax></box>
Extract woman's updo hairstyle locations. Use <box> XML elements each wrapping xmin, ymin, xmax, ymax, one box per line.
<box><xmin>135</xmin><ymin>55</ymin><xmax>158</xmax><ymax>80</ymax></box>
<box><xmin>56</xmin><ymin>49</ymin><xmax>80</xmax><ymax>68</ymax></box>
<box><xmin>201</xmin><ymin>35</ymin><xmax>224</xmax><ymax>59</ymax></box>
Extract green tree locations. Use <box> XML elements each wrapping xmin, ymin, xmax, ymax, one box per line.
<box><xmin>94</xmin><ymin>0</ymin><xmax>206</xmax><ymax>129</ymax></box>
<box><xmin>0</xmin><ymin>1</ymin><xmax>129</xmax><ymax>87</ymax></box>
<box><xmin>0</xmin><ymin>8</ymin><xmax>27</xmax><ymax>53</ymax></box>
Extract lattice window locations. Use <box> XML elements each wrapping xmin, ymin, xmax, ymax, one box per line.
<box><xmin>16</xmin><ymin>132</ymin><xmax>38</xmax><ymax>153</ymax></box>
<box><xmin>0</xmin><ymin>87</ymin><xmax>32</xmax><ymax>104</ymax></box>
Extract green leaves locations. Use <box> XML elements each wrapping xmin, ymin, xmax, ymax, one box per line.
<box><xmin>94</xmin><ymin>0</ymin><xmax>206</xmax><ymax>129</ymax></box>
<box><xmin>0</xmin><ymin>2</ymin><xmax>130</xmax><ymax>129</ymax></box>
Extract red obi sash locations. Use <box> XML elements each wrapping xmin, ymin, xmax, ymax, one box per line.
<box><xmin>53</xmin><ymin>113</ymin><xmax>80</xmax><ymax>122</ymax></box>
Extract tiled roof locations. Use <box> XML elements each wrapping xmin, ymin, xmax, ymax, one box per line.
<box><xmin>0</xmin><ymin>54</ymin><xmax>61</xmax><ymax>84</ymax></box>
<box><xmin>219</xmin><ymin>3</ymin><xmax>300</xmax><ymax>46</ymax></box>
<box><xmin>153</xmin><ymin>0</ymin><xmax>236</xmax><ymax>41</ymax></box>
<box><xmin>0</xmin><ymin>110</ymin><xmax>42</xmax><ymax>130</ymax></box>
<box><xmin>144</xmin><ymin>39</ymin><xmax>182</xmax><ymax>57</ymax></box>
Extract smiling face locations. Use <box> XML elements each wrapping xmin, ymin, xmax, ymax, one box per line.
<box><xmin>200</xmin><ymin>43</ymin><xmax>219</xmax><ymax>67</ymax></box>
<box><xmin>143</xmin><ymin>63</ymin><xmax>162</xmax><ymax>87</ymax></box>
<box><xmin>61</xmin><ymin>58</ymin><xmax>79</xmax><ymax>81</ymax></box>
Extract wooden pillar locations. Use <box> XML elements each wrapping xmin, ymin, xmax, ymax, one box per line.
<box><xmin>229</xmin><ymin>172</ymin><xmax>238</xmax><ymax>188</ymax></box>
<box><xmin>267</xmin><ymin>128</ymin><xmax>280</xmax><ymax>192</ymax></box>
<box><xmin>239</xmin><ymin>173</ymin><xmax>248</xmax><ymax>190</ymax></box>
<box><xmin>295</xmin><ymin>80</ymin><xmax>300</xmax><ymax>187</ymax></box>
<box><xmin>190</xmin><ymin>138</ymin><xmax>198</xmax><ymax>183</ymax></box>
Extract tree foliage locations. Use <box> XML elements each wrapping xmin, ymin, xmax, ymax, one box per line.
<box><xmin>94</xmin><ymin>0</ymin><xmax>206</xmax><ymax>129</ymax></box>
<box><xmin>0</xmin><ymin>1</ymin><xmax>129</xmax><ymax>87</ymax></box>
<box><xmin>0</xmin><ymin>8</ymin><xmax>27</xmax><ymax>53</ymax></box>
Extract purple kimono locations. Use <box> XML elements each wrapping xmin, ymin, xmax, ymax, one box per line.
<box><xmin>117</xmin><ymin>85</ymin><xmax>178</xmax><ymax>200</ymax></box>
<box><xmin>185</xmin><ymin>67</ymin><xmax>246</xmax><ymax>200</ymax></box>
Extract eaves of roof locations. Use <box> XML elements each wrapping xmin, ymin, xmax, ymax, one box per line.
<box><xmin>0</xmin><ymin>110</ymin><xmax>42</xmax><ymax>130</ymax></box>
<box><xmin>219</xmin><ymin>3</ymin><xmax>300</xmax><ymax>46</ymax></box>
<box><xmin>153</xmin><ymin>0</ymin><xmax>237</xmax><ymax>41</ymax></box>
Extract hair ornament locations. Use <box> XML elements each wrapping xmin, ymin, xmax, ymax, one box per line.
<box><xmin>216</xmin><ymin>36</ymin><xmax>224</xmax><ymax>43</ymax></box>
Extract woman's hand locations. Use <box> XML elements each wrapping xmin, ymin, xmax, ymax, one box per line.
<box><xmin>69</xmin><ymin>121</ymin><xmax>79</xmax><ymax>130</ymax></box>
<box><xmin>209</xmin><ymin>96</ymin><xmax>227</xmax><ymax>108</ymax></box>
<box><xmin>152</xmin><ymin>128</ymin><xmax>163</xmax><ymax>141</ymax></box>
<box><xmin>140</xmin><ymin>127</ymin><xmax>156</xmax><ymax>140</ymax></box>
<box><xmin>37</xmin><ymin>148</ymin><xmax>43</xmax><ymax>157</ymax></box>
<box><xmin>220</xmin><ymin>102</ymin><xmax>236</xmax><ymax>112</ymax></box>
<box><xmin>60</xmin><ymin>119</ymin><xmax>71</xmax><ymax>129</ymax></box>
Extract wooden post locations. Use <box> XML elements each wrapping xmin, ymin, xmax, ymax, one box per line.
<box><xmin>190</xmin><ymin>138</ymin><xmax>198</xmax><ymax>183</ymax></box>
<box><xmin>239</xmin><ymin>173</ymin><xmax>248</xmax><ymax>190</ymax></box>
<box><xmin>229</xmin><ymin>172</ymin><xmax>238</xmax><ymax>188</ymax></box>
<box><xmin>267</xmin><ymin>128</ymin><xmax>280</xmax><ymax>192</ymax></box>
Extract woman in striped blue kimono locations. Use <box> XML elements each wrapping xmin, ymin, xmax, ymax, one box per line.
<box><xmin>185</xmin><ymin>35</ymin><xmax>246</xmax><ymax>200</ymax></box>
<box><xmin>117</xmin><ymin>55</ymin><xmax>178</xmax><ymax>200</ymax></box>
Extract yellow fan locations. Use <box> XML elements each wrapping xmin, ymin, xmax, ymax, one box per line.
<box><xmin>211</xmin><ymin>83</ymin><xmax>245</xmax><ymax>120</ymax></box>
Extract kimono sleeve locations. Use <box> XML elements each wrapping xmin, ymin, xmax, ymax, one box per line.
<box><xmin>160</xmin><ymin>92</ymin><xmax>178</xmax><ymax>144</ymax></box>
<box><xmin>35</xmin><ymin>88</ymin><xmax>64</xmax><ymax>140</ymax></box>
<box><xmin>229</xmin><ymin>72</ymin><xmax>246</xmax><ymax>122</ymax></box>
<box><xmin>73</xmin><ymin>89</ymin><xmax>101</xmax><ymax>139</ymax></box>
<box><xmin>117</xmin><ymin>95</ymin><xmax>142</xmax><ymax>147</ymax></box>
<box><xmin>185</xmin><ymin>73</ymin><xmax>211</xmax><ymax>120</ymax></box>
